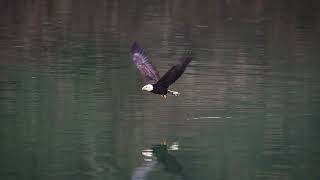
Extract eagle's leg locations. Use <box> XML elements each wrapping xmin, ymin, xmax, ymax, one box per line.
<box><xmin>161</xmin><ymin>138</ymin><xmax>167</xmax><ymax>145</ymax></box>
<box><xmin>168</xmin><ymin>90</ymin><xmax>180</xmax><ymax>96</ymax></box>
<box><xmin>161</xmin><ymin>95</ymin><xmax>167</xmax><ymax>99</ymax></box>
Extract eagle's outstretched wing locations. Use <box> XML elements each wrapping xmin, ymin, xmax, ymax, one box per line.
<box><xmin>131</xmin><ymin>42</ymin><xmax>160</xmax><ymax>84</ymax></box>
<box><xmin>156</xmin><ymin>56</ymin><xmax>192</xmax><ymax>89</ymax></box>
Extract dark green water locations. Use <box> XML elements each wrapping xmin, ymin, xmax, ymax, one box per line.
<box><xmin>1</xmin><ymin>1</ymin><xmax>320</xmax><ymax>180</ymax></box>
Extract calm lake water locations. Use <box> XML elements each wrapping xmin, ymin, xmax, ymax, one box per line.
<box><xmin>1</xmin><ymin>1</ymin><xmax>320</xmax><ymax>180</ymax></box>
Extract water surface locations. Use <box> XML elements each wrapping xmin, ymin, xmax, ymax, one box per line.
<box><xmin>1</xmin><ymin>1</ymin><xmax>320</xmax><ymax>180</ymax></box>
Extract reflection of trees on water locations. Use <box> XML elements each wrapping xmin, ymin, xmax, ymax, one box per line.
<box><xmin>0</xmin><ymin>0</ymin><xmax>319</xmax><ymax>180</ymax></box>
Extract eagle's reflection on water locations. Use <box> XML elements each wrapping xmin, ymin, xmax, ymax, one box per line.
<box><xmin>131</xmin><ymin>142</ymin><xmax>186</xmax><ymax>180</ymax></box>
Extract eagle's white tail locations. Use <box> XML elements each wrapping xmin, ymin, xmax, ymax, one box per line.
<box><xmin>168</xmin><ymin>90</ymin><xmax>180</xmax><ymax>96</ymax></box>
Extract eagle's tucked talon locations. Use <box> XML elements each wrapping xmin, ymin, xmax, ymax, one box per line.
<box><xmin>161</xmin><ymin>95</ymin><xmax>167</xmax><ymax>99</ymax></box>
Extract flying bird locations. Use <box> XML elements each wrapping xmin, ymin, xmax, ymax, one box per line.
<box><xmin>131</xmin><ymin>42</ymin><xmax>192</xmax><ymax>99</ymax></box>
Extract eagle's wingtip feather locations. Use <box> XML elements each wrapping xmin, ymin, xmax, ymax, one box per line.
<box><xmin>131</xmin><ymin>41</ymin><xmax>141</xmax><ymax>53</ymax></box>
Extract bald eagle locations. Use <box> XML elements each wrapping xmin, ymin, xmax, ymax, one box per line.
<box><xmin>131</xmin><ymin>42</ymin><xmax>192</xmax><ymax>99</ymax></box>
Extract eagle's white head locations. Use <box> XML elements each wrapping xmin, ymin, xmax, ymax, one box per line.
<box><xmin>142</xmin><ymin>84</ymin><xmax>153</xmax><ymax>92</ymax></box>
